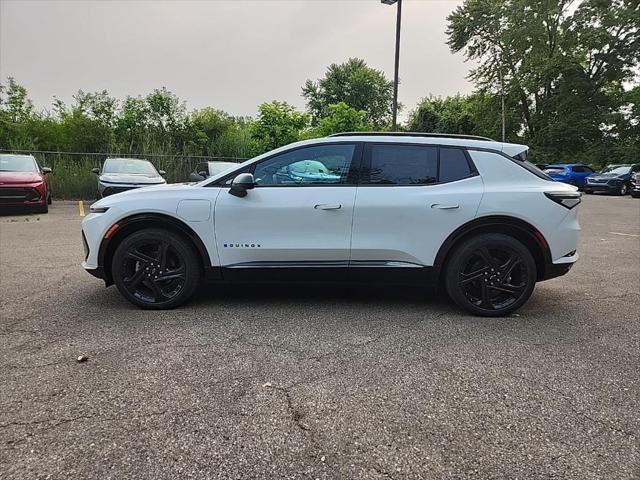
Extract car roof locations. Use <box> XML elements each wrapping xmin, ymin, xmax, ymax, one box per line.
<box><xmin>268</xmin><ymin>134</ymin><xmax>529</xmax><ymax>159</ymax></box>
<box><xmin>547</xmin><ymin>163</ymin><xmax>586</xmax><ymax>167</ymax></box>
<box><xmin>105</xmin><ymin>157</ymin><xmax>151</xmax><ymax>162</ymax></box>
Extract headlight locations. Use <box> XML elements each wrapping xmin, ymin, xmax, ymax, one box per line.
<box><xmin>89</xmin><ymin>205</ymin><xmax>110</xmax><ymax>213</ymax></box>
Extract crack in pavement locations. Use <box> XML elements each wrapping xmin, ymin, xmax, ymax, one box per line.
<box><xmin>0</xmin><ymin>410</ymin><xmax>170</xmax><ymax>431</ymax></box>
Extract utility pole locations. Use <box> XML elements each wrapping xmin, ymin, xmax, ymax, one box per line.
<box><xmin>382</xmin><ymin>0</ymin><xmax>402</xmax><ymax>131</ymax></box>
<box><xmin>497</xmin><ymin>50</ymin><xmax>506</xmax><ymax>142</ymax></box>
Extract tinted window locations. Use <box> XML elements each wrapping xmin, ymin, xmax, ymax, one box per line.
<box><xmin>439</xmin><ymin>148</ymin><xmax>473</xmax><ymax>182</ymax></box>
<box><xmin>365</xmin><ymin>144</ymin><xmax>437</xmax><ymax>185</ymax></box>
<box><xmin>253</xmin><ymin>144</ymin><xmax>355</xmax><ymax>186</ymax></box>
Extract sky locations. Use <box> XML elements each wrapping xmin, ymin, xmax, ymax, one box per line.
<box><xmin>0</xmin><ymin>0</ymin><xmax>474</xmax><ymax>120</ymax></box>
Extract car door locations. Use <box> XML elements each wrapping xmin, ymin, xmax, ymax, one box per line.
<box><xmin>572</xmin><ymin>165</ymin><xmax>591</xmax><ymax>186</ymax></box>
<box><xmin>350</xmin><ymin>143</ymin><xmax>483</xmax><ymax>283</ymax></box>
<box><xmin>213</xmin><ymin>142</ymin><xmax>361</xmax><ymax>281</ymax></box>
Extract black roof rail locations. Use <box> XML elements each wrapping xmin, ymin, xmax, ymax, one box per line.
<box><xmin>328</xmin><ymin>132</ymin><xmax>494</xmax><ymax>142</ymax></box>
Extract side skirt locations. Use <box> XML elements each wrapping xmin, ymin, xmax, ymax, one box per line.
<box><xmin>205</xmin><ymin>263</ymin><xmax>439</xmax><ymax>286</ymax></box>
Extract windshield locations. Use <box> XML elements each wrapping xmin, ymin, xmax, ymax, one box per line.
<box><xmin>0</xmin><ymin>155</ymin><xmax>38</xmax><ymax>172</ymax></box>
<box><xmin>102</xmin><ymin>158</ymin><xmax>158</xmax><ymax>175</ymax></box>
<box><xmin>600</xmin><ymin>165</ymin><xmax>631</xmax><ymax>175</ymax></box>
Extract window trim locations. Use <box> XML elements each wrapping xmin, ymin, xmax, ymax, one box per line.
<box><xmin>209</xmin><ymin>142</ymin><xmax>364</xmax><ymax>188</ymax></box>
<box><xmin>358</xmin><ymin>142</ymin><xmax>479</xmax><ymax>187</ymax></box>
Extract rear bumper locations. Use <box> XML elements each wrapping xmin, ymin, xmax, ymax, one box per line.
<box><xmin>540</xmin><ymin>252</ymin><xmax>578</xmax><ymax>281</ymax></box>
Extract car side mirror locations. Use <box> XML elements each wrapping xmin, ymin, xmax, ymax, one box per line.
<box><xmin>229</xmin><ymin>173</ymin><xmax>255</xmax><ymax>198</ymax></box>
<box><xmin>158</xmin><ymin>170</ymin><xmax>166</xmax><ymax>176</ymax></box>
<box><xmin>91</xmin><ymin>167</ymin><xmax>100</xmax><ymax>174</ymax></box>
<box><xmin>198</xmin><ymin>170</ymin><xmax>209</xmax><ymax>177</ymax></box>
<box><xmin>41</xmin><ymin>167</ymin><xmax>52</xmax><ymax>174</ymax></box>
<box><xmin>189</xmin><ymin>172</ymin><xmax>203</xmax><ymax>182</ymax></box>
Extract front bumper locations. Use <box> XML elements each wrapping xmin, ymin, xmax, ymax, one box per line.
<box><xmin>583</xmin><ymin>182</ymin><xmax>620</xmax><ymax>193</ymax></box>
<box><xmin>82</xmin><ymin>261</ymin><xmax>106</xmax><ymax>280</ymax></box>
<box><xmin>0</xmin><ymin>185</ymin><xmax>46</xmax><ymax>207</ymax></box>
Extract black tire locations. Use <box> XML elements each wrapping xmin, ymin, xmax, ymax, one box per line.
<box><xmin>617</xmin><ymin>184</ymin><xmax>629</xmax><ymax>196</ymax></box>
<box><xmin>444</xmin><ymin>233</ymin><xmax>537</xmax><ymax>317</ymax></box>
<box><xmin>112</xmin><ymin>228</ymin><xmax>201</xmax><ymax>309</ymax></box>
<box><xmin>631</xmin><ymin>192</ymin><xmax>640</xmax><ymax>198</ymax></box>
<box><xmin>47</xmin><ymin>193</ymin><xmax>52</xmax><ymax>205</ymax></box>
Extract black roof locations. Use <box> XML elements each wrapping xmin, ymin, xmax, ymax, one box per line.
<box><xmin>328</xmin><ymin>132</ymin><xmax>494</xmax><ymax>142</ymax></box>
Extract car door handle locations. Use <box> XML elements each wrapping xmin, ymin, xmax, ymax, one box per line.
<box><xmin>314</xmin><ymin>204</ymin><xmax>342</xmax><ymax>210</ymax></box>
<box><xmin>430</xmin><ymin>203</ymin><xmax>459</xmax><ymax>210</ymax></box>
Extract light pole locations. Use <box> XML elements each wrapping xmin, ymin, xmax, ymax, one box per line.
<box><xmin>382</xmin><ymin>0</ymin><xmax>402</xmax><ymax>131</ymax></box>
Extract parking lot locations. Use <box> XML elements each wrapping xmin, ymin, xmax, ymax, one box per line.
<box><xmin>0</xmin><ymin>195</ymin><xmax>638</xmax><ymax>479</ymax></box>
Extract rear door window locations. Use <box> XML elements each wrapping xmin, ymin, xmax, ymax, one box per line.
<box><xmin>363</xmin><ymin>144</ymin><xmax>438</xmax><ymax>185</ymax></box>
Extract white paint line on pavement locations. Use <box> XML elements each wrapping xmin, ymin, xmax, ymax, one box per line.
<box><xmin>609</xmin><ymin>232</ymin><xmax>639</xmax><ymax>237</ymax></box>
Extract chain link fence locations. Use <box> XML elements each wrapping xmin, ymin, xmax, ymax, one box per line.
<box><xmin>0</xmin><ymin>150</ymin><xmax>248</xmax><ymax>200</ymax></box>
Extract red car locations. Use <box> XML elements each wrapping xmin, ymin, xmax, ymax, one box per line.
<box><xmin>0</xmin><ymin>154</ymin><xmax>52</xmax><ymax>213</ymax></box>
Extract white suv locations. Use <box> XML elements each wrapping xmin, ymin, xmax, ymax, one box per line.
<box><xmin>81</xmin><ymin>133</ymin><xmax>581</xmax><ymax>316</ymax></box>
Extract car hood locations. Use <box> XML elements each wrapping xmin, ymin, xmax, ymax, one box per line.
<box><xmin>99</xmin><ymin>173</ymin><xmax>165</xmax><ymax>185</ymax></box>
<box><xmin>0</xmin><ymin>171</ymin><xmax>43</xmax><ymax>184</ymax></box>
<box><xmin>589</xmin><ymin>173</ymin><xmax>626</xmax><ymax>180</ymax></box>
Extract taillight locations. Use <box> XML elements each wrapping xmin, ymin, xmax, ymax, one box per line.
<box><xmin>544</xmin><ymin>191</ymin><xmax>581</xmax><ymax>209</ymax></box>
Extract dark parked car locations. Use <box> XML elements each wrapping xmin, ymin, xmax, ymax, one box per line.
<box><xmin>631</xmin><ymin>172</ymin><xmax>640</xmax><ymax>198</ymax></box>
<box><xmin>92</xmin><ymin>158</ymin><xmax>166</xmax><ymax>198</ymax></box>
<box><xmin>189</xmin><ymin>161</ymin><xmax>238</xmax><ymax>182</ymax></box>
<box><xmin>543</xmin><ymin>163</ymin><xmax>595</xmax><ymax>188</ymax></box>
<box><xmin>0</xmin><ymin>154</ymin><xmax>52</xmax><ymax>213</ymax></box>
<box><xmin>584</xmin><ymin>164</ymin><xmax>640</xmax><ymax>195</ymax></box>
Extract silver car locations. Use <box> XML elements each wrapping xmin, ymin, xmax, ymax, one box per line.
<box><xmin>189</xmin><ymin>161</ymin><xmax>238</xmax><ymax>182</ymax></box>
<box><xmin>92</xmin><ymin>158</ymin><xmax>166</xmax><ymax>198</ymax></box>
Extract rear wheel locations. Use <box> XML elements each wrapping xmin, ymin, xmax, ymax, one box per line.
<box><xmin>112</xmin><ymin>228</ymin><xmax>201</xmax><ymax>309</ymax></box>
<box><xmin>445</xmin><ymin>233</ymin><xmax>536</xmax><ymax>317</ymax></box>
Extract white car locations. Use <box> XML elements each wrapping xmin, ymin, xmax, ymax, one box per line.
<box><xmin>81</xmin><ymin>133</ymin><xmax>581</xmax><ymax>316</ymax></box>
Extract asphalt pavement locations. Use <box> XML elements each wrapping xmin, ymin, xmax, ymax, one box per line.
<box><xmin>0</xmin><ymin>195</ymin><xmax>638</xmax><ymax>479</ymax></box>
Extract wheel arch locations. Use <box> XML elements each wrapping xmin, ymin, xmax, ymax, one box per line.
<box><xmin>434</xmin><ymin>215</ymin><xmax>552</xmax><ymax>282</ymax></box>
<box><xmin>98</xmin><ymin>213</ymin><xmax>212</xmax><ymax>285</ymax></box>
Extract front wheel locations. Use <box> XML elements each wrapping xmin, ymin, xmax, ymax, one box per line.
<box><xmin>445</xmin><ymin>233</ymin><xmax>537</xmax><ymax>317</ymax></box>
<box><xmin>112</xmin><ymin>228</ymin><xmax>201</xmax><ymax>309</ymax></box>
<box><xmin>618</xmin><ymin>184</ymin><xmax>629</xmax><ymax>196</ymax></box>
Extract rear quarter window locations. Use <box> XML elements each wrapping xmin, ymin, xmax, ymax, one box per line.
<box><xmin>439</xmin><ymin>148</ymin><xmax>474</xmax><ymax>183</ymax></box>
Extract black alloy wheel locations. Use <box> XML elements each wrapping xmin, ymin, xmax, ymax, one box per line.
<box><xmin>112</xmin><ymin>228</ymin><xmax>200</xmax><ymax>309</ymax></box>
<box><xmin>445</xmin><ymin>233</ymin><xmax>536</xmax><ymax>317</ymax></box>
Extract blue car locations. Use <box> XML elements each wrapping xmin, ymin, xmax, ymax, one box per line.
<box><xmin>543</xmin><ymin>163</ymin><xmax>595</xmax><ymax>188</ymax></box>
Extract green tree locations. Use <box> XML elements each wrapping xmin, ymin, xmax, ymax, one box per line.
<box><xmin>251</xmin><ymin>101</ymin><xmax>309</xmax><ymax>151</ymax></box>
<box><xmin>447</xmin><ymin>0</ymin><xmax>639</xmax><ymax>164</ymax></box>
<box><xmin>306</xmin><ymin>102</ymin><xmax>373</xmax><ymax>137</ymax></box>
<box><xmin>408</xmin><ymin>95</ymin><xmax>475</xmax><ymax>135</ymax></box>
<box><xmin>115</xmin><ymin>96</ymin><xmax>149</xmax><ymax>153</ymax></box>
<box><xmin>302</xmin><ymin>58</ymin><xmax>394</xmax><ymax>127</ymax></box>
<box><xmin>0</xmin><ymin>77</ymin><xmax>36</xmax><ymax>149</ymax></box>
